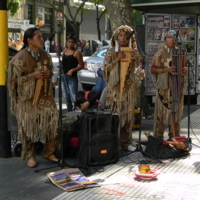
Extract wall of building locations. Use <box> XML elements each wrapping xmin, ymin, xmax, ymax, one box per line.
<box><xmin>80</xmin><ymin>9</ymin><xmax>106</xmax><ymax>41</ymax></box>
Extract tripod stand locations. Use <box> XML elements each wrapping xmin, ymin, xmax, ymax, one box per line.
<box><xmin>129</xmin><ymin>27</ymin><xmax>162</xmax><ymax>164</ymax></box>
<box><xmin>174</xmin><ymin>29</ymin><xmax>200</xmax><ymax>149</ymax></box>
<box><xmin>187</xmin><ymin>57</ymin><xmax>200</xmax><ymax>148</ymax></box>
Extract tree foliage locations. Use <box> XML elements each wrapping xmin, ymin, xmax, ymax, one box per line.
<box><xmin>43</xmin><ymin>0</ymin><xmax>87</xmax><ymax>40</ymax></box>
<box><xmin>7</xmin><ymin>0</ymin><xmax>21</xmax><ymax>17</ymax></box>
<box><xmin>102</xmin><ymin>0</ymin><xmax>135</xmax><ymax>33</ymax></box>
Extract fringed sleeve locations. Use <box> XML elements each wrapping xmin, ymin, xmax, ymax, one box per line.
<box><xmin>133</xmin><ymin>48</ymin><xmax>142</xmax><ymax>68</ymax></box>
<box><xmin>7</xmin><ymin>59</ymin><xmax>36</xmax><ymax>115</ymax></box>
<box><xmin>151</xmin><ymin>50</ymin><xmax>169</xmax><ymax>90</ymax></box>
<box><xmin>103</xmin><ymin>47</ymin><xmax>119</xmax><ymax>88</ymax></box>
<box><xmin>7</xmin><ymin>62</ymin><xmax>18</xmax><ymax>115</ymax></box>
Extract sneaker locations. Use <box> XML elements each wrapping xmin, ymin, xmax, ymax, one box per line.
<box><xmin>127</xmin><ymin>144</ymin><xmax>136</xmax><ymax>152</ymax></box>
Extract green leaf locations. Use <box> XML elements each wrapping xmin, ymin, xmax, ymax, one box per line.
<box><xmin>7</xmin><ymin>0</ymin><xmax>21</xmax><ymax>17</ymax></box>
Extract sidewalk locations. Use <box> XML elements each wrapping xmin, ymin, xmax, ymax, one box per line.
<box><xmin>1</xmin><ymin>105</ymin><xmax>200</xmax><ymax>200</ymax></box>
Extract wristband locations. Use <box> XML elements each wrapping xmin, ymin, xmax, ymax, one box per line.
<box><xmin>58</xmin><ymin>75</ymin><xmax>60</xmax><ymax>79</ymax></box>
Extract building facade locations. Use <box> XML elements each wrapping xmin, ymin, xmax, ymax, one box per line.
<box><xmin>8</xmin><ymin>0</ymin><xmax>107</xmax><ymax>51</ymax></box>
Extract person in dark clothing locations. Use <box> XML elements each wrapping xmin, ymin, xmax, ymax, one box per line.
<box><xmin>75</xmin><ymin>90</ymin><xmax>102</xmax><ymax>112</ymax></box>
<box><xmin>74</xmin><ymin>69</ymin><xmax>106</xmax><ymax>112</ymax></box>
<box><xmin>54</xmin><ymin>34</ymin><xmax>84</xmax><ymax>111</ymax></box>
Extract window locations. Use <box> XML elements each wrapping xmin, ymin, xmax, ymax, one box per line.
<box><xmin>92</xmin><ymin>47</ymin><xmax>108</xmax><ymax>58</ymax></box>
<box><xmin>45</xmin><ymin>8</ymin><xmax>53</xmax><ymax>25</ymax></box>
<box><xmin>28</xmin><ymin>5</ymin><xmax>33</xmax><ymax>24</ymax></box>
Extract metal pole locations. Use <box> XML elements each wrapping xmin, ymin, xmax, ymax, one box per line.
<box><xmin>0</xmin><ymin>0</ymin><xmax>11</xmax><ymax>157</ymax></box>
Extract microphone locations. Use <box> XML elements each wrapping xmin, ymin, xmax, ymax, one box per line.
<box><xmin>174</xmin><ymin>30</ymin><xmax>179</xmax><ymax>42</ymax></box>
<box><xmin>126</xmin><ymin>30</ymin><xmax>135</xmax><ymax>40</ymax></box>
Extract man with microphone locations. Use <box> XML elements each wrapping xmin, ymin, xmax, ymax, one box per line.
<box><xmin>151</xmin><ymin>30</ymin><xmax>188</xmax><ymax>139</ymax></box>
<box><xmin>103</xmin><ymin>25</ymin><xmax>143</xmax><ymax>151</ymax></box>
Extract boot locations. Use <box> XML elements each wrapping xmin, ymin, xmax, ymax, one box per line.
<box><xmin>168</xmin><ymin>132</ymin><xmax>174</xmax><ymax>140</ymax></box>
<box><xmin>168</xmin><ymin>124</ymin><xmax>180</xmax><ymax>140</ymax></box>
<box><xmin>154</xmin><ymin>117</ymin><xmax>164</xmax><ymax>138</ymax></box>
<box><xmin>43</xmin><ymin>137</ymin><xmax>59</xmax><ymax>163</ymax></box>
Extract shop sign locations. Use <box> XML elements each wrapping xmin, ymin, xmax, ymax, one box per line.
<box><xmin>39</xmin><ymin>27</ymin><xmax>51</xmax><ymax>33</ymax></box>
<box><xmin>38</xmin><ymin>21</ymin><xmax>44</xmax><ymax>27</ymax></box>
<box><xmin>8</xmin><ymin>20</ymin><xmax>30</xmax><ymax>50</ymax></box>
<box><xmin>38</xmin><ymin>7</ymin><xmax>45</xmax><ymax>26</ymax></box>
<box><xmin>8</xmin><ymin>32</ymin><xmax>23</xmax><ymax>50</ymax></box>
<box><xmin>8</xmin><ymin>20</ymin><xmax>23</xmax><ymax>28</ymax></box>
<box><xmin>8</xmin><ymin>20</ymin><xmax>30</xmax><ymax>29</ymax></box>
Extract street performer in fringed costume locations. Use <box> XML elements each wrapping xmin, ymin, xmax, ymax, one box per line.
<box><xmin>8</xmin><ymin>28</ymin><xmax>59</xmax><ymax>168</ymax></box>
<box><xmin>104</xmin><ymin>25</ymin><xmax>143</xmax><ymax>151</ymax></box>
<box><xmin>151</xmin><ymin>30</ymin><xmax>188</xmax><ymax>139</ymax></box>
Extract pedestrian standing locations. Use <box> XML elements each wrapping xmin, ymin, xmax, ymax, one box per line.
<box><xmin>44</xmin><ymin>38</ymin><xmax>50</xmax><ymax>53</ymax></box>
<box><xmin>54</xmin><ymin>34</ymin><xmax>84</xmax><ymax>111</ymax></box>
<box><xmin>77</xmin><ymin>40</ymin><xmax>82</xmax><ymax>52</ymax></box>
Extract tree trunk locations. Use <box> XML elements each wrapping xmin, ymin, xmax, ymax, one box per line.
<box><xmin>96</xmin><ymin>5</ymin><xmax>101</xmax><ymax>41</ymax></box>
<box><xmin>102</xmin><ymin>0</ymin><xmax>135</xmax><ymax>34</ymax></box>
<box><xmin>70</xmin><ymin>22</ymin><xmax>80</xmax><ymax>42</ymax></box>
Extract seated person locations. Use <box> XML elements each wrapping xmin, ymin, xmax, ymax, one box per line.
<box><xmin>92</xmin><ymin>68</ymin><xmax>106</xmax><ymax>93</ymax></box>
<box><xmin>75</xmin><ymin>69</ymin><xmax>106</xmax><ymax>112</ymax></box>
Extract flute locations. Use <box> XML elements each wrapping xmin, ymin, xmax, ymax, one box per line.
<box><xmin>119</xmin><ymin>47</ymin><xmax>132</xmax><ymax>97</ymax></box>
<box><xmin>43</xmin><ymin>60</ymin><xmax>48</xmax><ymax>96</ymax></box>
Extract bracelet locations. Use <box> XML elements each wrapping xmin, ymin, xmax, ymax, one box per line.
<box><xmin>58</xmin><ymin>75</ymin><xmax>60</xmax><ymax>79</ymax></box>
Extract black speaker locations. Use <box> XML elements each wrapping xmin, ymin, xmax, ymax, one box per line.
<box><xmin>78</xmin><ymin>112</ymin><xmax>119</xmax><ymax>166</ymax></box>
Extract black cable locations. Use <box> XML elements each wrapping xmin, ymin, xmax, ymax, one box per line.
<box><xmin>188</xmin><ymin>118</ymin><xmax>200</xmax><ymax>145</ymax></box>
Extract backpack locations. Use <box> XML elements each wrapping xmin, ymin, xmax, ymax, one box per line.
<box><xmin>144</xmin><ymin>135</ymin><xmax>190</xmax><ymax>159</ymax></box>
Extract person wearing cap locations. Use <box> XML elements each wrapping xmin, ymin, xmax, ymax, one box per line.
<box><xmin>151</xmin><ymin>30</ymin><xmax>188</xmax><ymax>139</ymax></box>
<box><xmin>103</xmin><ymin>25</ymin><xmax>143</xmax><ymax>152</ymax></box>
<box><xmin>54</xmin><ymin>34</ymin><xmax>84</xmax><ymax>111</ymax></box>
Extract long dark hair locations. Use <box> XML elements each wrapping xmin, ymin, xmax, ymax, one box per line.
<box><xmin>21</xmin><ymin>28</ymin><xmax>39</xmax><ymax>50</ymax></box>
<box><xmin>74</xmin><ymin>91</ymin><xmax>86</xmax><ymax>108</ymax></box>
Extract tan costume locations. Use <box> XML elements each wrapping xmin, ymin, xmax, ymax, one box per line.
<box><xmin>104</xmin><ymin>25</ymin><xmax>142</xmax><ymax>150</ymax></box>
<box><xmin>8</xmin><ymin>48</ymin><xmax>59</xmax><ymax>160</ymax></box>
<box><xmin>152</xmin><ymin>46</ymin><xmax>185</xmax><ymax>138</ymax></box>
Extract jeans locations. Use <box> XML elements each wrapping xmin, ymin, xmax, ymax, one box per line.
<box><xmin>45</xmin><ymin>45</ymin><xmax>50</xmax><ymax>53</ymax></box>
<box><xmin>93</xmin><ymin>69</ymin><xmax>106</xmax><ymax>93</ymax></box>
<box><xmin>61</xmin><ymin>75</ymin><xmax>78</xmax><ymax>112</ymax></box>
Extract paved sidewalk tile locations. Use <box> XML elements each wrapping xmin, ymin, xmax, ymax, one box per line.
<box><xmin>1</xmin><ymin>105</ymin><xmax>200</xmax><ymax>200</ymax></box>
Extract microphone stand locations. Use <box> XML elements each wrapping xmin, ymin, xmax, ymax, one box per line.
<box><xmin>187</xmin><ymin>58</ymin><xmax>200</xmax><ymax>148</ymax></box>
<box><xmin>134</xmin><ymin>29</ymin><xmax>145</xmax><ymax>152</ymax></box>
<box><xmin>130</xmin><ymin>28</ymin><xmax>162</xmax><ymax>164</ymax></box>
<box><xmin>35</xmin><ymin>3</ymin><xmax>73</xmax><ymax>172</ymax></box>
<box><xmin>35</xmin><ymin>27</ymin><xmax>67</xmax><ymax>172</ymax></box>
<box><xmin>125</xmin><ymin>28</ymin><xmax>158</xmax><ymax>162</ymax></box>
<box><xmin>175</xmin><ymin>28</ymin><xmax>200</xmax><ymax>148</ymax></box>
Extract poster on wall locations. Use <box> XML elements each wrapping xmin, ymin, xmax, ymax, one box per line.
<box><xmin>8</xmin><ymin>32</ymin><xmax>23</xmax><ymax>50</ymax></box>
<box><xmin>38</xmin><ymin>7</ymin><xmax>45</xmax><ymax>26</ymax></box>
